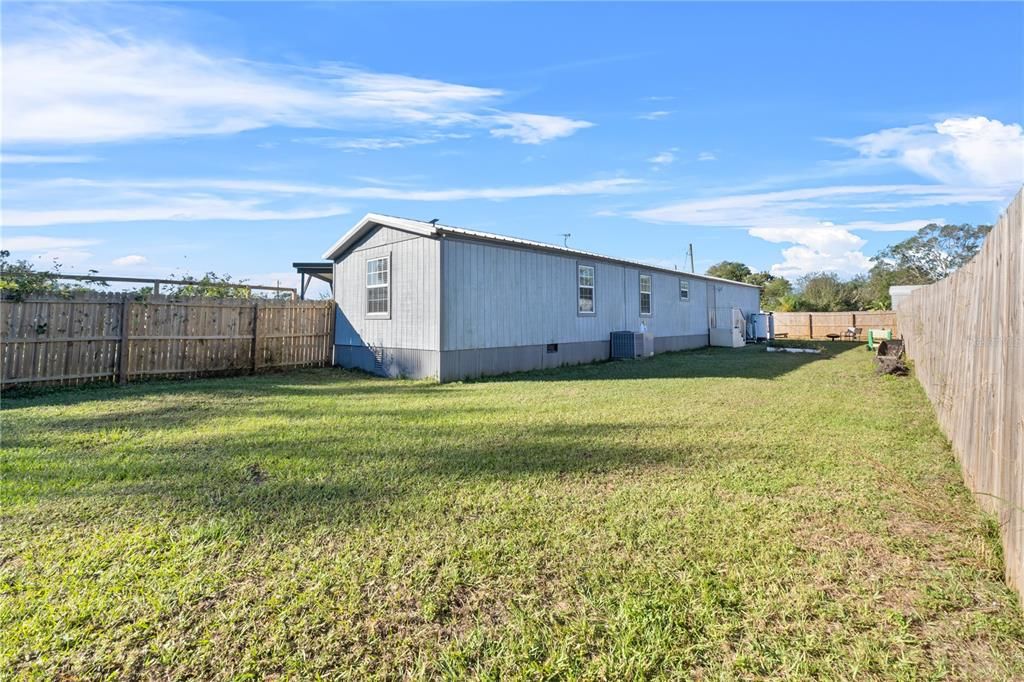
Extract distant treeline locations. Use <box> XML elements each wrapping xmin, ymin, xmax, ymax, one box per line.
<box><xmin>704</xmin><ymin>222</ymin><xmax>991</xmax><ymax>311</ymax></box>
<box><xmin>0</xmin><ymin>250</ymin><xmax>288</xmax><ymax>301</ymax></box>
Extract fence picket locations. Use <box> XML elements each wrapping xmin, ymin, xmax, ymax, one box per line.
<box><xmin>771</xmin><ymin>311</ymin><xmax>897</xmax><ymax>339</ymax></box>
<box><xmin>897</xmin><ymin>189</ymin><xmax>1023</xmax><ymax>607</ymax></box>
<box><xmin>1</xmin><ymin>295</ymin><xmax>333</xmax><ymax>389</ymax></box>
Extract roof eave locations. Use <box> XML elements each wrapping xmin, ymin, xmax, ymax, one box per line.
<box><xmin>323</xmin><ymin>213</ymin><xmax>760</xmax><ymax>290</ymax></box>
<box><xmin>322</xmin><ymin>213</ymin><xmax>439</xmax><ymax>261</ymax></box>
<box><xmin>435</xmin><ymin>228</ymin><xmax>762</xmax><ymax>289</ymax></box>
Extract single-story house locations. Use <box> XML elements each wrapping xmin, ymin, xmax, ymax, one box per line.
<box><xmin>317</xmin><ymin>213</ymin><xmax>761</xmax><ymax>381</ymax></box>
<box><xmin>889</xmin><ymin>285</ymin><xmax>923</xmax><ymax>310</ymax></box>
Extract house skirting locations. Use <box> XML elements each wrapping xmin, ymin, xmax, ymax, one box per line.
<box><xmin>439</xmin><ymin>340</ymin><xmax>610</xmax><ymax>382</ymax></box>
<box><xmin>335</xmin><ymin>333</ymin><xmax>709</xmax><ymax>382</ymax></box>
<box><xmin>653</xmin><ymin>334</ymin><xmax>708</xmax><ymax>354</ymax></box>
<box><xmin>334</xmin><ymin>345</ymin><xmax>439</xmax><ymax>380</ymax></box>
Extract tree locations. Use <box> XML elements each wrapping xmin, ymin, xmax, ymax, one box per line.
<box><xmin>738</xmin><ymin>271</ymin><xmax>795</xmax><ymax>310</ymax></box>
<box><xmin>871</xmin><ymin>222</ymin><xmax>991</xmax><ymax>283</ymax></box>
<box><xmin>793</xmin><ymin>272</ymin><xmax>862</xmax><ymax>312</ymax></box>
<box><xmin>855</xmin><ymin>264</ymin><xmax>927</xmax><ymax>310</ymax></box>
<box><xmin>851</xmin><ymin>222</ymin><xmax>990</xmax><ymax>309</ymax></box>
<box><xmin>169</xmin><ymin>272</ymin><xmax>252</xmax><ymax>298</ymax></box>
<box><xmin>774</xmin><ymin>293</ymin><xmax>802</xmax><ymax>312</ymax></box>
<box><xmin>702</xmin><ymin>263</ymin><xmax>793</xmax><ymax>310</ymax></box>
<box><xmin>743</xmin><ymin>271</ymin><xmax>775</xmax><ymax>288</ymax></box>
<box><xmin>0</xmin><ymin>251</ymin><xmax>107</xmax><ymax>300</ymax></box>
<box><xmin>760</xmin><ymin>277</ymin><xmax>793</xmax><ymax>310</ymax></box>
<box><xmin>705</xmin><ymin>261</ymin><xmax>752</xmax><ymax>283</ymax></box>
<box><xmin>0</xmin><ymin>251</ymin><xmax>59</xmax><ymax>300</ymax></box>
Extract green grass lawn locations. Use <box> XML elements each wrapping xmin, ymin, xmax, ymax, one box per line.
<box><xmin>3</xmin><ymin>343</ymin><xmax>1023</xmax><ymax>679</ymax></box>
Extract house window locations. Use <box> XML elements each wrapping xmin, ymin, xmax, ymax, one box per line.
<box><xmin>366</xmin><ymin>256</ymin><xmax>390</xmax><ymax>315</ymax></box>
<box><xmin>578</xmin><ymin>264</ymin><xmax>595</xmax><ymax>314</ymax></box>
<box><xmin>546</xmin><ymin>343</ymin><xmax>559</xmax><ymax>353</ymax></box>
<box><xmin>679</xmin><ymin>279</ymin><xmax>689</xmax><ymax>302</ymax></box>
<box><xmin>639</xmin><ymin>273</ymin><xmax>652</xmax><ymax>315</ymax></box>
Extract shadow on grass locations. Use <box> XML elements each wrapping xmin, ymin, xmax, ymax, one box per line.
<box><xmin>1</xmin><ymin>342</ymin><xmax>851</xmax><ymax>412</ymax></box>
<box><xmin>4</xmin><ymin>344</ymin><xmax>867</xmax><ymax>451</ymax></box>
<box><xmin>0</xmin><ymin>367</ymin><xmax>396</xmax><ymax>410</ymax></box>
<box><xmin>470</xmin><ymin>341</ymin><xmax>854</xmax><ymax>384</ymax></box>
<box><xmin>1</xmin><ymin>341</ymin><xmax>876</xmax><ymax>529</ymax></box>
<box><xmin>4</xmin><ymin>416</ymin><xmax>704</xmax><ymax>528</ymax></box>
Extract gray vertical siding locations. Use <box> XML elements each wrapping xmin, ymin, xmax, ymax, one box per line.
<box><xmin>708</xmin><ymin>279</ymin><xmax>761</xmax><ymax>325</ymax></box>
<box><xmin>440</xmin><ymin>236</ymin><xmax>731</xmax><ymax>352</ymax></box>
<box><xmin>329</xmin><ymin>226</ymin><xmax>761</xmax><ymax>381</ymax></box>
<box><xmin>333</xmin><ymin>225</ymin><xmax>441</xmax><ymax>378</ymax></box>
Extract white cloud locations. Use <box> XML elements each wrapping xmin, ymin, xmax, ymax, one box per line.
<box><xmin>1</xmin><ymin>235</ymin><xmax>100</xmax><ymax>251</ymax></box>
<box><xmin>2</xmin><ymin>12</ymin><xmax>591</xmax><ymax>146</ymax></box>
<box><xmin>747</xmin><ymin>227</ymin><xmax>873</xmax><ymax>276</ymax></box>
<box><xmin>830</xmin><ymin>218</ymin><xmax>941</xmax><ymax>232</ymax></box>
<box><xmin>828</xmin><ymin>116</ymin><xmax>1024</xmax><ymax>187</ymax></box>
<box><xmin>112</xmin><ymin>254</ymin><xmax>148</xmax><ymax>266</ymax></box>
<box><xmin>2</xmin><ymin>177</ymin><xmax>642</xmax><ymax>227</ymax></box>
<box><xmin>301</xmin><ymin>137</ymin><xmax>436</xmax><ymax>151</ymax></box>
<box><xmin>1</xmin><ymin>153</ymin><xmax>97</xmax><ymax>164</ymax></box>
<box><xmin>637</xmin><ymin>111</ymin><xmax>672</xmax><ymax>120</ymax></box>
<box><xmin>3</xmin><ymin>199</ymin><xmax>350</xmax><ymax>228</ymax></box>
<box><xmin>13</xmin><ymin>176</ymin><xmax>642</xmax><ymax>201</ymax></box>
<box><xmin>632</xmin><ymin>184</ymin><xmax>999</xmax><ymax>226</ymax></box>
<box><xmin>697</xmin><ymin>151</ymin><xmax>717</xmax><ymax>162</ymax></box>
<box><xmin>488</xmin><ymin>113</ymin><xmax>593</xmax><ymax>145</ymax></box>
<box><xmin>298</xmin><ymin>133</ymin><xmax>469</xmax><ymax>151</ymax></box>
<box><xmin>627</xmin><ymin>115</ymin><xmax>1021</xmax><ymax>276</ymax></box>
<box><xmin>745</xmin><ymin>218</ymin><xmax>939</xmax><ymax>275</ymax></box>
<box><xmin>629</xmin><ymin>184</ymin><xmax>976</xmax><ymax>276</ymax></box>
<box><xmin>648</xmin><ymin>150</ymin><xmax>676</xmax><ymax>166</ymax></box>
<box><xmin>769</xmin><ymin>246</ymin><xmax>874</xmax><ymax>277</ymax></box>
<box><xmin>748</xmin><ymin>226</ymin><xmax>865</xmax><ymax>251</ymax></box>
<box><xmin>0</xmin><ymin>235</ymin><xmax>99</xmax><ymax>267</ymax></box>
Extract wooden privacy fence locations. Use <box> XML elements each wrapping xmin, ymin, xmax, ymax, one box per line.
<box><xmin>772</xmin><ymin>311</ymin><xmax>897</xmax><ymax>339</ymax></box>
<box><xmin>897</xmin><ymin>188</ymin><xmax>1023</xmax><ymax>606</ymax></box>
<box><xmin>1</xmin><ymin>293</ymin><xmax>335</xmax><ymax>389</ymax></box>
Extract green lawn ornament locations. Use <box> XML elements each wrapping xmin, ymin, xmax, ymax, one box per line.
<box><xmin>866</xmin><ymin>328</ymin><xmax>893</xmax><ymax>350</ymax></box>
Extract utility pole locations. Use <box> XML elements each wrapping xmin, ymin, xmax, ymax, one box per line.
<box><xmin>687</xmin><ymin>243</ymin><xmax>695</xmax><ymax>273</ymax></box>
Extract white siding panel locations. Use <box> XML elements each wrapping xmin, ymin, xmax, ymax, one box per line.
<box><xmin>334</xmin><ymin>227</ymin><xmax>440</xmax><ymax>351</ymax></box>
<box><xmin>713</xmin><ymin>281</ymin><xmax>761</xmax><ymax>319</ymax></box>
<box><xmin>441</xmin><ymin>237</ymin><xmax>723</xmax><ymax>351</ymax></box>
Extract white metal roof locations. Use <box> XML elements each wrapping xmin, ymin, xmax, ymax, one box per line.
<box><xmin>323</xmin><ymin>212</ymin><xmax>761</xmax><ymax>289</ymax></box>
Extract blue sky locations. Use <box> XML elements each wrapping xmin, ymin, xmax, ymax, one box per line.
<box><xmin>3</xmin><ymin>2</ymin><xmax>1022</xmax><ymax>297</ymax></box>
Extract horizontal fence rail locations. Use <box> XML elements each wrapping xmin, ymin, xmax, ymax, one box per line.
<box><xmin>772</xmin><ymin>311</ymin><xmax>897</xmax><ymax>340</ymax></box>
<box><xmin>896</xmin><ymin>189</ymin><xmax>1023</xmax><ymax>607</ymax></box>
<box><xmin>1</xmin><ymin>293</ymin><xmax>334</xmax><ymax>389</ymax></box>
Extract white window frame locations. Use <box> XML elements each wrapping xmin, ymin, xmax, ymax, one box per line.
<box><xmin>639</xmin><ymin>273</ymin><xmax>653</xmax><ymax>316</ymax></box>
<box><xmin>365</xmin><ymin>254</ymin><xmax>391</xmax><ymax>318</ymax></box>
<box><xmin>679</xmin><ymin>278</ymin><xmax>690</xmax><ymax>302</ymax></box>
<box><xmin>577</xmin><ymin>263</ymin><xmax>596</xmax><ymax>315</ymax></box>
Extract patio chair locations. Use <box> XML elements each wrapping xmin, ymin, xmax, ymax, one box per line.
<box><xmin>843</xmin><ymin>327</ymin><xmax>861</xmax><ymax>341</ymax></box>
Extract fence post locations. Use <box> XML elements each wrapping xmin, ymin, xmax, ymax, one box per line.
<box><xmin>808</xmin><ymin>313</ymin><xmax>814</xmax><ymax>339</ymax></box>
<box><xmin>251</xmin><ymin>300</ymin><xmax>261</xmax><ymax>373</ymax></box>
<box><xmin>326</xmin><ymin>301</ymin><xmax>335</xmax><ymax>366</ymax></box>
<box><xmin>118</xmin><ymin>294</ymin><xmax>131</xmax><ymax>385</ymax></box>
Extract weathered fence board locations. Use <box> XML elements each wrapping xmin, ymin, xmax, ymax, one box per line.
<box><xmin>773</xmin><ymin>311</ymin><xmax>897</xmax><ymax>339</ymax></box>
<box><xmin>1</xmin><ymin>294</ymin><xmax>334</xmax><ymax>389</ymax></box>
<box><xmin>897</xmin><ymin>188</ymin><xmax>1023</xmax><ymax>607</ymax></box>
